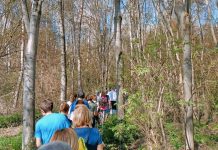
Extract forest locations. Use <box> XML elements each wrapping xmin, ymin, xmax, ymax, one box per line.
<box><xmin>0</xmin><ymin>0</ymin><xmax>218</xmax><ymax>150</ymax></box>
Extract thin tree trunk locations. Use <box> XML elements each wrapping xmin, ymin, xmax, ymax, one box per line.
<box><xmin>22</xmin><ymin>1</ymin><xmax>43</xmax><ymax>149</ymax></box>
<box><xmin>128</xmin><ymin>4</ymin><xmax>134</xmax><ymax>89</ymax></box>
<box><xmin>77</xmin><ymin>0</ymin><xmax>84</xmax><ymax>94</ymax></box>
<box><xmin>181</xmin><ymin>0</ymin><xmax>194</xmax><ymax>149</ymax></box>
<box><xmin>114</xmin><ymin>0</ymin><xmax>124</xmax><ymax>119</ymax></box>
<box><xmin>58</xmin><ymin>0</ymin><xmax>67</xmax><ymax>101</ymax></box>
<box><xmin>70</xmin><ymin>0</ymin><xmax>76</xmax><ymax>93</ymax></box>
<box><xmin>207</xmin><ymin>0</ymin><xmax>217</xmax><ymax>45</ymax></box>
<box><xmin>21</xmin><ymin>0</ymin><xmax>30</xmax><ymax>34</ymax></box>
<box><xmin>13</xmin><ymin>19</ymin><xmax>24</xmax><ymax>108</ymax></box>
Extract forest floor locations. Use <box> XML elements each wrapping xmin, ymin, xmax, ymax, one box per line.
<box><xmin>0</xmin><ymin>126</ymin><xmax>22</xmax><ymax>137</ymax></box>
<box><xmin>0</xmin><ymin>98</ymin><xmax>22</xmax><ymax>137</ymax></box>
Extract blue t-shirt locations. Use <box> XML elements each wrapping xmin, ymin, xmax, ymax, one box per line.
<box><xmin>69</xmin><ymin>99</ymin><xmax>90</xmax><ymax>114</ymax></box>
<box><xmin>74</xmin><ymin>128</ymin><xmax>103</xmax><ymax>150</ymax></box>
<box><xmin>35</xmin><ymin>113</ymin><xmax>71</xmax><ymax>145</ymax></box>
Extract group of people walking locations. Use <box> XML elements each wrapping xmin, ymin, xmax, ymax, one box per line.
<box><xmin>35</xmin><ymin>89</ymin><xmax>117</xmax><ymax>150</ymax></box>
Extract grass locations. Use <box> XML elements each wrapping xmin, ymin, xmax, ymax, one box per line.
<box><xmin>165</xmin><ymin>122</ymin><xmax>184</xmax><ymax>150</ymax></box>
<box><xmin>0</xmin><ymin>111</ymin><xmax>42</xmax><ymax>128</ymax></box>
<box><xmin>165</xmin><ymin>121</ymin><xmax>218</xmax><ymax>149</ymax></box>
<box><xmin>0</xmin><ymin>134</ymin><xmax>22</xmax><ymax>150</ymax></box>
<box><xmin>0</xmin><ymin>113</ymin><xmax>22</xmax><ymax>128</ymax></box>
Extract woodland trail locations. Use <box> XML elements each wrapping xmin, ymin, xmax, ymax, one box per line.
<box><xmin>0</xmin><ymin>125</ymin><xmax>22</xmax><ymax>137</ymax></box>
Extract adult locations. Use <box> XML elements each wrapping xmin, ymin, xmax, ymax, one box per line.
<box><xmin>67</xmin><ymin>93</ymin><xmax>77</xmax><ymax>107</ymax></box>
<box><xmin>69</xmin><ymin>91</ymin><xmax>90</xmax><ymax>115</ymax></box>
<box><xmin>107</xmin><ymin>88</ymin><xmax>117</xmax><ymax>115</ymax></box>
<box><xmin>50</xmin><ymin>128</ymin><xmax>78</xmax><ymax>150</ymax></box>
<box><xmin>99</xmin><ymin>92</ymin><xmax>109</xmax><ymax>123</ymax></box>
<box><xmin>87</xmin><ymin>95</ymin><xmax>98</xmax><ymax>127</ymax></box>
<box><xmin>59</xmin><ymin>102</ymin><xmax>72</xmax><ymax>124</ymax></box>
<box><xmin>73</xmin><ymin>104</ymin><xmax>104</xmax><ymax>150</ymax></box>
<box><xmin>35</xmin><ymin>99</ymin><xmax>71</xmax><ymax>147</ymax></box>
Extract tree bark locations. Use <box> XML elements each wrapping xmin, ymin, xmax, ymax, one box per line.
<box><xmin>21</xmin><ymin>0</ymin><xmax>30</xmax><ymax>34</ymax></box>
<box><xmin>206</xmin><ymin>0</ymin><xmax>217</xmax><ymax>46</ymax></box>
<box><xmin>114</xmin><ymin>0</ymin><xmax>124</xmax><ymax>119</ymax></box>
<box><xmin>181</xmin><ymin>0</ymin><xmax>194</xmax><ymax>149</ymax></box>
<box><xmin>77</xmin><ymin>0</ymin><xmax>84</xmax><ymax>94</ymax></box>
<box><xmin>13</xmin><ymin>19</ymin><xmax>24</xmax><ymax>108</ymax></box>
<box><xmin>22</xmin><ymin>0</ymin><xmax>43</xmax><ymax>149</ymax></box>
<box><xmin>58</xmin><ymin>0</ymin><xmax>67</xmax><ymax>101</ymax></box>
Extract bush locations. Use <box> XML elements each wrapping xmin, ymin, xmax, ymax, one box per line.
<box><xmin>100</xmin><ymin>115</ymin><xmax>140</xmax><ymax>150</ymax></box>
<box><xmin>0</xmin><ymin>111</ymin><xmax>42</xmax><ymax>128</ymax></box>
<box><xmin>0</xmin><ymin>134</ymin><xmax>22</xmax><ymax>150</ymax></box>
<box><xmin>165</xmin><ymin>122</ymin><xmax>184</xmax><ymax>150</ymax></box>
<box><xmin>0</xmin><ymin>114</ymin><xmax>22</xmax><ymax>128</ymax></box>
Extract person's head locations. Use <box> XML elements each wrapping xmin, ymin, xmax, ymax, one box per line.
<box><xmin>72</xmin><ymin>104</ymin><xmax>92</xmax><ymax>127</ymax></box>
<box><xmin>86</xmin><ymin>95</ymin><xmax>93</xmax><ymax>102</ymax></box>
<box><xmin>59</xmin><ymin>102</ymin><xmax>69</xmax><ymax>115</ymax></box>
<box><xmin>77</xmin><ymin>97</ymin><xmax>84</xmax><ymax>105</ymax></box>
<box><xmin>38</xmin><ymin>141</ymin><xmax>72</xmax><ymax>150</ymax></box>
<box><xmin>78</xmin><ymin>91</ymin><xmax>85</xmax><ymax>99</ymax></box>
<box><xmin>70</xmin><ymin>93</ymin><xmax>77</xmax><ymax>102</ymax></box>
<box><xmin>40</xmin><ymin>99</ymin><xmax>53</xmax><ymax>114</ymax></box>
<box><xmin>50</xmin><ymin>128</ymin><xmax>78</xmax><ymax>150</ymax></box>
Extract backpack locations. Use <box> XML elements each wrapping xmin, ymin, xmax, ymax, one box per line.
<box><xmin>78</xmin><ymin>128</ymin><xmax>91</xmax><ymax>150</ymax></box>
<box><xmin>78</xmin><ymin>137</ymin><xmax>87</xmax><ymax>150</ymax></box>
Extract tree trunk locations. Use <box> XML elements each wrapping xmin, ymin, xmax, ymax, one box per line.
<box><xmin>70</xmin><ymin>0</ymin><xmax>76</xmax><ymax>93</ymax></box>
<box><xmin>77</xmin><ymin>0</ymin><xmax>84</xmax><ymax>94</ymax></box>
<box><xmin>13</xmin><ymin>19</ymin><xmax>24</xmax><ymax>108</ymax></box>
<box><xmin>181</xmin><ymin>0</ymin><xmax>194</xmax><ymax>149</ymax></box>
<box><xmin>58</xmin><ymin>0</ymin><xmax>67</xmax><ymax>101</ymax></box>
<box><xmin>206</xmin><ymin>0</ymin><xmax>217</xmax><ymax>46</ymax></box>
<box><xmin>22</xmin><ymin>1</ymin><xmax>43</xmax><ymax>149</ymax></box>
<box><xmin>114</xmin><ymin>0</ymin><xmax>124</xmax><ymax>119</ymax></box>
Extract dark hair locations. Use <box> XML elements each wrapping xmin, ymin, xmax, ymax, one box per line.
<box><xmin>78</xmin><ymin>91</ymin><xmax>85</xmax><ymax>99</ymax></box>
<box><xmin>69</xmin><ymin>93</ymin><xmax>77</xmax><ymax>102</ymax></box>
<box><xmin>59</xmin><ymin>102</ymin><xmax>69</xmax><ymax>114</ymax></box>
<box><xmin>40</xmin><ymin>99</ymin><xmax>53</xmax><ymax>113</ymax></box>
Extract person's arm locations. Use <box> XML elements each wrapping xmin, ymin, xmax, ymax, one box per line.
<box><xmin>36</xmin><ymin>138</ymin><xmax>41</xmax><ymax>148</ymax></box>
<box><xmin>35</xmin><ymin>121</ymin><xmax>42</xmax><ymax>148</ymax></box>
<box><xmin>97</xmin><ymin>144</ymin><xmax>104</xmax><ymax>150</ymax></box>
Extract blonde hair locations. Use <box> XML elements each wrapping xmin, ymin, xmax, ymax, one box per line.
<box><xmin>72</xmin><ymin>104</ymin><xmax>92</xmax><ymax>127</ymax></box>
<box><xmin>50</xmin><ymin>128</ymin><xmax>78</xmax><ymax>150</ymax></box>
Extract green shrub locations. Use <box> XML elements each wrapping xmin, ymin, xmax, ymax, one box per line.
<box><xmin>100</xmin><ymin>115</ymin><xmax>140</xmax><ymax>150</ymax></box>
<box><xmin>0</xmin><ymin>111</ymin><xmax>42</xmax><ymax>128</ymax></box>
<box><xmin>194</xmin><ymin>122</ymin><xmax>218</xmax><ymax>147</ymax></box>
<box><xmin>165</xmin><ymin>122</ymin><xmax>184</xmax><ymax>149</ymax></box>
<box><xmin>0</xmin><ymin>134</ymin><xmax>22</xmax><ymax>150</ymax></box>
<box><xmin>0</xmin><ymin>114</ymin><xmax>22</xmax><ymax>128</ymax></box>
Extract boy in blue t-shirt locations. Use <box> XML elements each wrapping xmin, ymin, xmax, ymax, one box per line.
<box><xmin>35</xmin><ymin>99</ymin><xmax>71</xmax><ymax>148</ymax></box>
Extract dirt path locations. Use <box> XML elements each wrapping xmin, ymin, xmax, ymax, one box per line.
<box><xmin>0</xmin><ymin>126</ymin><xmax>22</xmax><ymax>137</ymax></box>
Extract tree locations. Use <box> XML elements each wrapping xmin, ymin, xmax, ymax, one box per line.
<box><xmin>173</xmin><ymin>0</ymin><xmax>194</xmax><ymax>149</ymax></box>
<box><xmin>13</xmin><ymin>19</ymin><xmax>24</xmax><ymax>108</ymax></box>
<box><xmin>114</xmin><ymin>0</ymin><xmax>124</xmax><ymax>119</ymax></box>
<box><xmin>21</xmin><ymin>0</ymin><xmax>43</xmax><ymax>149</ymax></box>
<box><xmin>57</xmin><ymin>0</ymin><xmax>67</xmax><ymax>101</ymax></box>
<box><xmin>206</xmin><ymin>0</ymin><xmax>217</xmax><ymax>46</ymax></box>
<box><xmin>77</xmin><ymin>0</ymin><xmax>85</xmax><ymax>94</ymax></box>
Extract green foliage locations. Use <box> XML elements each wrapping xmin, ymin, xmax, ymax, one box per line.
<box><xmin>100</xmin><ymin>116</ymin><xmax>140</xmax><ymax>150</ymax></box>
<box><xmin>135</xmin><ymin>65</ymin><xmax>150</xmax><ymax>76</ymax></box>
<box><xmin>0</xmin><ymin>112</ymin><xmax>42</xmax><ymax>128</ymax></box>
<box><xmin>172</xmin><ymin>46</ymin><xmax>182</xmax><ymax>54</ymax></box>
<box><xmin>0</xmin><ymin>134</ymin><xmax>22</xmax><ymax>150</ymax></box>
<box><xmin>194</xmin><ymin>122</ymin><xmax>218</xmax><ymax>147</ymax></box>
<box><xmin>0</xmin><ymin>114</ymin><xmax>22</xmax><ymax>128</ymax></box>
<box><xmin>165</xmin><ymin>122</ymin><xmax>184</xmax><ymax>149</ymax></box>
